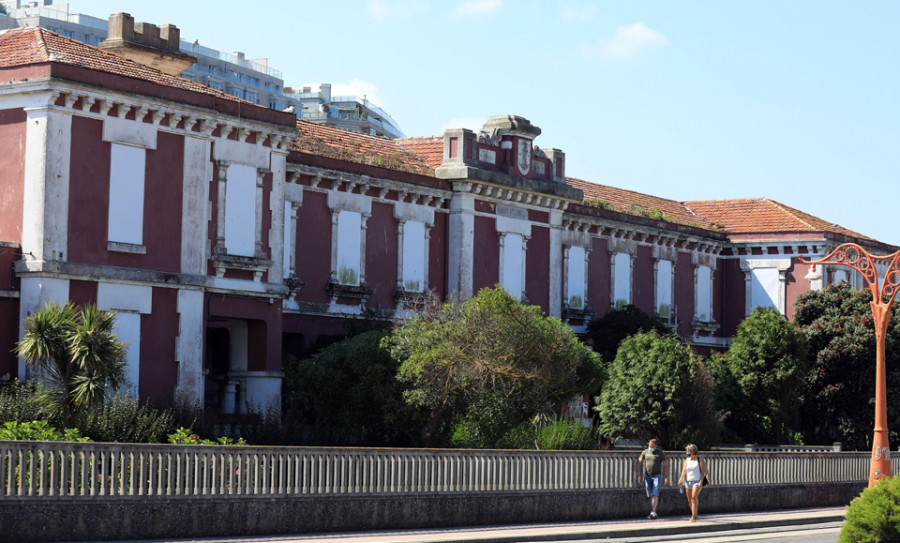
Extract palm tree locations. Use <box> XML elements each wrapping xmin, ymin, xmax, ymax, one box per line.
<box><xmin>17</xmin><ymin>303</ymin><xmax>128</xmax><ymax>426</ymax></box>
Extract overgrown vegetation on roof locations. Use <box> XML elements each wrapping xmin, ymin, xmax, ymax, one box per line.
<box><xmin>583</xmin><ymin>197</ymin><xmax>614</xmax><ymax>211</ymax></box>
<box><xmin>627</xmin><ymin>203</ymin><xmax>671</xmax><ymax>222</ymax></box>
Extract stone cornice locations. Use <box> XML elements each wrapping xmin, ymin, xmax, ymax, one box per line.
<box><xmin>452</xmin><ymin>180</ymin><xmax>571</xmax><ymax>211</ymax></box>
<box><xmin>34</xmin><ymin>80</ymin><xmax>295</xmax><ymax>150</ymax></box>
<box><xmin>437</xmin><ymin>164</ymin><xmax>582</xmax><ymax>202</ymax></box>
<box><xmin>287</xmin><ymin>164</ymin><xmax>452</xmax><ymax>209</ymax></box>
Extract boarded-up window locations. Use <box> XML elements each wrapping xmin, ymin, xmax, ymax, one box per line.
<box><xmin>402</xmin><ymin>221</ymin><xmax>426</xmax><ymax>292</ymax></box>
<box><xmin>107</xmin><ymin>143</ymin><xmax>146</xmax><ymax>245</ymax></box>
<box><xmin>224</xmin><ymin>164</ymin><xmax>256</xmax><ymax>257</ymax></box>
<box><xmin>567</xmin><ymin>246</ymin><xmax>586</xmax><ymax>309</ymax></box>
<box><xmin>697</xmin><ymin>265</ymin><xmax>713</xmax><ymax>321</ymax></box>
<box><xmin>614</xmin><ymin>252</ymin><xmax>631</xmax><ymax>307</ymax></box>
<box><xmin>656</xmin><ymin>259</ymin><xmax>673</xmax><ymax>318</ymax></box>
<box><xmin>502</xmin><ymin>233</ymin><xmax>524</xmax><ymax>298</ymax></box>
<box><xmin>336</xmin><ymin>210</ymin><xmax>361</xmax><ymax>285</ymax></box>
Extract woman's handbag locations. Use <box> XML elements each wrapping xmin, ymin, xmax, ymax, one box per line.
<box><xmin>702</xmin><ymin>475</ymin><xmax>710</xmax><ymax>487</ymax></box>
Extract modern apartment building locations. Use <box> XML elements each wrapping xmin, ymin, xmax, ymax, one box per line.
<box><xmin>287</xmin><ymin>84</ymin><xmax>404</xmax><ymax>139</ymax></box>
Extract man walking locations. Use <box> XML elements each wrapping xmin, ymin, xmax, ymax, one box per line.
<box><xmin>636</xmin><ymin>438</ymin><xmax>668</xmax><ymax>519</ymax></box>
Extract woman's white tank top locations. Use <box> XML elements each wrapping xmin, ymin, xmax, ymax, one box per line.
<box><xmin>685</xmin><ymin>458</ymin><xmax>701</xmax><ymax>481</ymax></box>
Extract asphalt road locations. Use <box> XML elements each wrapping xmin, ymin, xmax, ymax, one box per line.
<box><xmin>557</xmin><ymin>522</ymin><xmax>843</xmax><ymax>543</ymax></box>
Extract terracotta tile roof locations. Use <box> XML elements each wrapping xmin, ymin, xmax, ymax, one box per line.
<box><xmin>290</xmin><ymin>121</ymin><xmax>435</xmax><ymax>176</ymax></box>
<box><xmin>0</xmin><ymin>27</ymin><xmax>253</xmax><ymax>106</ymax></box>
<box><xmin>395</xmin><ymin>136</ymin><xmax>444</xmax><ymax>169</ymax></box>
<box><xmin>567</xmin><ymin>177</ymin><xmax>710</xmax><ymax>228</ymax></box>
<box><xmin>683</xmin><ymin>197</ymin><xmax>875</xmax><ymax>241</ymax></box>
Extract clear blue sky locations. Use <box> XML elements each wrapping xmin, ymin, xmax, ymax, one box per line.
<box><xmin>76</xmin><ymin>1</ymin><xmax>900</xmax><ymax>245</ymax></box>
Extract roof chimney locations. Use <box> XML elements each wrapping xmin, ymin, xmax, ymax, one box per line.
<box><xmin>98</xmin><ymin>13</ymin><xmax>197</xmax><ymax>75</ymax></box>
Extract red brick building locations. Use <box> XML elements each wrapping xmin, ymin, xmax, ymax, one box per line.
<box><xmin>0</xmin><ymin>26</ymin><xmax>892</xmax><ymax>412</ymax></box>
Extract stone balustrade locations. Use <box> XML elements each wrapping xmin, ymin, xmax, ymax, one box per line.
<box><xmin>0</xmin><ymin>440</ymin><xmax>885</xmax><ymax>499</ymax></box>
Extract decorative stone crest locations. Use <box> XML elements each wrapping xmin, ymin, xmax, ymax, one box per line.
<box><xmin>517</xmin><ymin>139</ymin><xmax>532</xmax><ymax>176</ymax></box>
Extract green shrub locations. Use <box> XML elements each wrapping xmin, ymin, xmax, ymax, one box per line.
<box><xmin>0</xmin><ymin>381</ymin><xmax>47</xmax><ymax>424</ymax></box>
<box><xmin>0</xmin><ymin>420</ymin><xmax>90</xmax><ymax>442</ymax></box>
<box><xmin>285</xmin><ymin>330</ymin><xmax>425</xmax><ymax>447</ymax></box>
<box><xmin>840</xmin><ymin>477</ymin><xmax>900</xmax><ymax>542</ymax></box>
<box><xmin>535</xmin><ymin>417</ymin><xmax>597</xmax><ymax>450</ymax></box>
<box><xmin>73</xmin><ymin>393</ymin><xmax>174</xmax><ymax>443</ymax></box>
<box><xmin>449</xmin><ymin>391</ymin><xmax>517</xmax><ymax>449</ymax></box>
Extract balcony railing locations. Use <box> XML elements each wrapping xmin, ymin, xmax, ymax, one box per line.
<box><xmin>0</xmin><ymin>441</ymin><xmax>883</xmax><ymax>499</ymax></box>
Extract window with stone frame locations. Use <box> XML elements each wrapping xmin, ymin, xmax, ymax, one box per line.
<box><xmin>656</xmin><ymin>259</ymin><xmax>674</xmax><ymax>319</ymax></box>
<box><xmin>613</xmin><ymin>252</ymin><xmax>632</xmax><ymax>308</ymax></box>
<box><xmin>696</xmin><ymin>265</ymin><xmax>713</xmax><ymax>322</ymax></box>
<box><xmin>501</xmin><ymin>232</ymin><xmax>524</xmax><ymax>299</ymax></box>
<box><xmin>335</xmin><ymin>210</ymin><xmax>362</xmax><ymax>286</ymax></box>
<box><xmin>107</xmin><ymin>143</ymin><xmax>146</xmax><ymax>246</ymax></box>
<box><xmin>223</xmin><ymin>164</ymin><xmax>257</xmax><ymax>257</ymax></box>
<box><xmin>566</xmin><ymin>245</ymin><xmax>586</xmax><ymax>309</ymax></box>
<box><xmin>401</xmin><ymin>220</ymin><xmax>427</xmax><ymax>292</ymax></box>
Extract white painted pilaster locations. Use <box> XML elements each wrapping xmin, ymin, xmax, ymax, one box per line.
<box><xmin>548</xmin><ymin>210</ymin><xmax>564</xmax><ymax>317</ymax></box>
<box><xmin>175</xmin><ymin>289</ymin><xmax>204</xmax><ymax>405</ymax></box>
<box><xmin>448</xmin><ymin>192</ymin><xmax>475</xmax><ymax>299</ymax></box>
<box><xmin>181</xmin><ymin>136</ymin><xmax>210</xmax><ymax>274</ymax></box>
<box><xmin>22</xmin><ymin>106</ymin><xmax>72</xmax><ymax>262</ymax></box>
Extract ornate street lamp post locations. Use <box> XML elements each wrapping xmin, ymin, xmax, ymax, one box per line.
<box><xmin>797</xmin><ymin>243</ymin><xmax>900</xmax><ymax>487</ymax></box>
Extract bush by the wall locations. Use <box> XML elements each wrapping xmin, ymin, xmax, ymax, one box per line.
<box><xmin>0</xmin><ymin>381</ymin><xmax>50</xmax><ymax>424</ymax></box>
<box><xmin>839</xmin><ymin>476</ymin><xmax>900</xmax><ymax>542</ymax></box>
<box><xmin>535</xmin><ymin>417</ymin><xmax>597</xmax><ymax>450</ymax></box>
<box><xmin>73</xmin><ymin>393</ymin><xmax>174</xmax><ymax>443</ymax></box>
<box><xmin>0</xmin><ymin>420</ymin><xmax>89</xmax><ymax>441</ymax></box>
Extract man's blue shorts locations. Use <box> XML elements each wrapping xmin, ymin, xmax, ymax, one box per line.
<box><xmin>644</xmin><ymin>474</ymin><xmax>662</xmax><ymax>497</ymax></box>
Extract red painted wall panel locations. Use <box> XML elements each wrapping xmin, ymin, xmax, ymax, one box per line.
<box><xmin>588</xmin><ymin>237</ymin><xmax>610</xmax><ymax>319</ymax></box>
<box><xmin>784</xmin><ymin>259</ymin><xmax>808</xmax><ymax>322</ymax></box>
<box><xmin>472</xmin><ymin>215</ymin><xmax>499</xmax><ymax>294</ymax></box>
<box><xmin>107</xmin><ymin>130</ymin><xmax>183</xmax><ymax>272</ymax></box>
<box><xmin>525</xmin><ymin>225</ymin><xmax>549</xmax><ymax>313</ymax></box>
<box><xmin>632</xmin><ymin>245</ymin><xmax>654</xmax><ymax>314</ymax></box>
<box><xmin>365</xmin><ymin>201</ymin><xmax>398</xmax><ymax>308</ymax></box>
<box><xmin>429</xmin><ymin>211</ymin><xmax>447</xmax><ymax>299</ymax></box>
<box><xmin>674</xmin><ymin>251</ymin><xmax>694</xmax><ymax>336</ymax></box>
<box><xmin>0</xmin><ymin>298</ymin><xmax>19</xmax><ymax>380</ymax></box>
<box><xmin>68</xmin><ymin>280</ymin><xmax>98</xmax><ymax>307</ymax></box>
<box><xmin>140</xmin><ymin>287</ymin><xmax>178</xmax><ymax>400</ymax></box>
<box><xmin>0</xmin><ymin>108</ymin><xmax>26</xmax><ymax>244</ymax></box>
<box><xmin>0</xmin><ymin>246</ymin><xmax>19</xmax><ymax>295</ymax></box>
<box><xmin>68</xmin><ymin>117</ymin><xmax>182</xmax><ymax>272</ymax></box>
<box><xmin>720</xmin><ymin>258</ymin><xmax>746</xmax><ymax>337</ymax></box>
<box><xmin>295</xmin><ymin>190</ymin><xmax>332</xmax><ymax>304</ymax></box>
<box><xmin>68</xmin><ymin>116</ymin><xmax>109</xmax><ymax>263</ymax></box>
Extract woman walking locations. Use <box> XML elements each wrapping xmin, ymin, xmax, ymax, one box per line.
<box><xmin>677</xmin><ymin>443</ymin><xmax>709</xmax><ymax>522</ymax></box>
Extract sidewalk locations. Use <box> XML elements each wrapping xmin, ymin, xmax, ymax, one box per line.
<box><xmin>140</xmin><ymin>507</ymin><xmax>845</xmax><ymax>543</ymax></box>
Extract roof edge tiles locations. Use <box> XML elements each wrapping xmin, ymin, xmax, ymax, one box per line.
<box><xmin>0</xmin><ymin>27</ymin><xmax>296</xmax><ymax>128</ymax></box>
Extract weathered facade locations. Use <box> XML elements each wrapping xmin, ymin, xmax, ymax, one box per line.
<box><xmin>0</xmin><ymin>26</ymin><xmax>893</xmax><ymax>412</ymax></box>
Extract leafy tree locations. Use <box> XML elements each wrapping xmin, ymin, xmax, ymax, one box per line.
<box><xmin>283</xmin><ymin>329</ymin><xmax>424</xmax><ymax>446</ymax></box>
<box><xmin>596</xmin><ymin>330</ymin><xmax>720</xmax><ymax>448</ymax></box>
<box><xmin>585</xmin><ymin>304</ymin><xmax>671</xmax><ymax>363</ymax></box>
<box><xmin>384</xmin><ymin>285</ymin><xmax>602</xmax><ymax>446</ymax></box>
<box><xmin>17</xmin><ymin>303</ymin><xmax>127</xmax><ymax>427</ymax></box>
<box><xmin>794</xmin><ymin>282</ymin><xmax>900</xmax><ymax>450</ymax></box>
<box><xmin>715</xmin><ymin>307</ymin><xmax>807</xmax><ymax>444</ymax></box>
